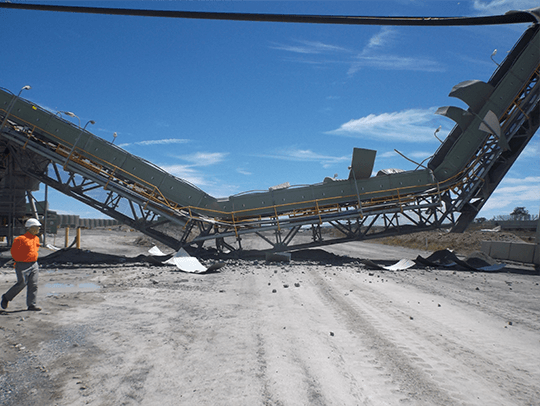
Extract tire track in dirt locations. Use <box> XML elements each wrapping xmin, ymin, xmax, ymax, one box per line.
<box><xmin>252</xmin><ymin>267</ymin><xmax>334</xmax><ymax>406</ymax></box>
<box><xmin>320</xmin><ymin>268</ymin><xmax>540</xmax><ymax>405</ymax></box>
<box><xmin>362</xmin><ymin>271</ymin><xmax>540</xmax><ymax>405</ymax></box>
<box><xmin>252</xmin><ymin>265</ymin><xmax>381</xmax><ymax>405</ymax></box>
<box><xmin>309</xmin><ymin>269</ymin><xmax>464</xmax><ymax>406</ymax></box>
<box><xmin>392</xmin><ymin>271</ymin><xmax>540</xmax><ymax>332</ymax></box>
<box><xmin>261</xmin><ymin>265</ymin><xmax>403</xmax><ymax>405</ymax></box>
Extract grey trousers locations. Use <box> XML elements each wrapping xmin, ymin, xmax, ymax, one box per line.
<box><xmin>4</xmin><ymin>261</ymin><xmax>39</xmax><ymax>307</ymax></box>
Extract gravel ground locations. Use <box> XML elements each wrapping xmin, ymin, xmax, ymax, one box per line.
<box><xmin>0</xmin><ymin>227</ymin><xmax>539</xmax><ymax>405</ymax></box>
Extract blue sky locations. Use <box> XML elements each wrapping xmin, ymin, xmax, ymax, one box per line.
<box><xmin>1</xmin><ymin>0</ymin><xmax>539</xmax><ymax>220</ymax></box>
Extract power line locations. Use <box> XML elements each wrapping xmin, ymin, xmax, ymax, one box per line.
<box><xmin>0</xmin><ymin>3</ymin><xmax>537</xmax><ymax>26</ymax></box>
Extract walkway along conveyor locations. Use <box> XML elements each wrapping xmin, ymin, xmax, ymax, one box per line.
<box><xmin>0</xmin><ymin>17</ymin><xmax>539</xmax><ymax>253</ymax></box>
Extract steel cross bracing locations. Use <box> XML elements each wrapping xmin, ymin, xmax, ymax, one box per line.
<box><xmin>445</xmin><ymin>64</ymin><xmax>540</xmax><ymax>232</ymax></box>
<box><xmin>181</xmin><ymin>191</ymin><xmax>449</xmax><ymax>253</ymax></box>
<box><xmin>0</xmin><ymin>124</ymin><xmax>189</xmax><ymax>249</ymax></box>
<box><xmin>1</xmin><ymin>67</ymin><xmax>538</xmax><ymax>254</ymax></box>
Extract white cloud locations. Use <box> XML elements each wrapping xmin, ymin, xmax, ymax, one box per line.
<box><xmin>136</xmin><ymin>138</ymin><xmax>190</xmax><ymax>146</ymax></box>
<box><xmin>204</xmin><ymin>183</ymin><xmax>241</xmax><ymax>199</ymax></box>
<box><xmin>366</xmin><ymin>27</ymin><xmax>396</xmax><ymax>50</ymax></box>
<box><xmin>178</xmin><ymin>152</ymin><xmax>228</xmax><ymax>167</ymax></box>
<box><xmin>480</xmin><ymin>175</ymin><xmax>540</xmax><ymax>216</ymax></box>
<box><xmin>472</xmin><ymin>0</ymin><xmax>540</xmax><ymax>14</ymax></box>
<box><xmin>270</xmin><ymin>40</ymin><xmax>351</xmax><ymax>55</ymax></box>
<box><xmin>328</xmin><ymin>107</ymin><xmax>446</xmax><ymax>142</ymax></box>
<box><xmin>521</xmin><ymin>138</ymin><xmax>539</xmax><ymax>158</ymax></box>
<box><xmin>237</xmin><ymin>168</ymin><xmax>252</xmax><ymax>176</ymax></box>
<box><xmin>119</xmin><ymin>138</ymin><xmax>191</xmax><ymax>147</ymax></box>
<box><xmin>349</xmin><ymin>27</ymin><xmax>440</xmax><ymax>74</ymax></box>
<box><xmin>348</xmin><ymin>55</ymin><xmax>443</xmax><ymax>75</ymax></box>
<box><xmin>259</xmin><ymin>148</ymin><xmax>349</xmax><ymax>168</ymax></box>
<box><xmin>159</xmin><ymin>164</ymin><xmax>209</xmax><ymax>187</ymax></box>
<box><xmin>408</xmin><ymin>151</ymin><xmax>433</xmax><ymax>159</ymax></box>
<box><xmin>379</xmin><ymin>151</ymin><xmax>398</xmax><ymax>159</ymax></box>
<box><xmin>271</xmin><ymin>29</ymin><xmax>443</xmax><ymax>76</ymax></box>
<box><xmin>157</xmin><ymin>152</ymin><xmax>229</xmax><ymax>192</ymax></box>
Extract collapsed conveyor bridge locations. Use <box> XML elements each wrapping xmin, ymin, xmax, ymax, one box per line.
<box><xmin>0</xmin><ymin>11</ymin><xmax>539</xmax><ymax>253</ymax></box>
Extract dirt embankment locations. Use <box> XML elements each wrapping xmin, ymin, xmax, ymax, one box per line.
<box><xmin>376</xmin><ymin>228</ymin><xmax>536</xmax><ymax>256</ymax></box>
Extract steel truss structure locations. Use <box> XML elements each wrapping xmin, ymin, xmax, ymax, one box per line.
<box><xmin>1</xmin><ymin>63</ymin><xmax>539</xmax><ymax>254</ymax></box>
<box><xmin>0</xmin><ymin>14</ymin><xmax>538</xmax><ymax>254</ymax></box>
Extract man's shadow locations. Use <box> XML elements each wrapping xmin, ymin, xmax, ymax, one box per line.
<box><xmin>0</xmin><ymin>309</ymin><xmax>30</xmax><ymax>315</ymax></box>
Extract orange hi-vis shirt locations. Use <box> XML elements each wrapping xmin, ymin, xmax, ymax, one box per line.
<box><xmin>11</xmin><ymin>232</ymin><xmax>40</xmax><ymax>263</ymax></box>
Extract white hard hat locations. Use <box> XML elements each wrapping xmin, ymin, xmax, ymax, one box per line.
<box><xmin>25</xmin><ymin>218</ymin><xmax>42</xmax><ymax>228</ymax></box>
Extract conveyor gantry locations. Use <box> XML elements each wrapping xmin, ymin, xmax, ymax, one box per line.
<box><xmin>0</xmin><ymin>19</ymin><xmax>539</xmax><ymax>253</ymax></box>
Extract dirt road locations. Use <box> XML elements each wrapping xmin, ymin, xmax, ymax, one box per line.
<box><xmin>1</xmin><ymin>228</ymin><xmax>539</xmax><ymax>405</ymax></box>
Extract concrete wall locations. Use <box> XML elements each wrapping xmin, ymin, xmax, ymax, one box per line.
<box><xmin>481</xmin><ymin>240</ymin><xmax>539</xmax><ymax>265</ymax></box>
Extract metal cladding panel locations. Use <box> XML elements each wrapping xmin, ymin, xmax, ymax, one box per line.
<box><xmin>435</xmin><ymin>106</ymin><xmax>474</xmax><ymax>130</ymax></box>
<box><xmin>479</xmin><ymin>27</ymin><xmax>539</xmax><ymax>116</ymax></box>
<box><xmin>348</xmin><ymin>148</ymin><xmax>376</xmax><ymax>180</ymax></box>
<box><xmin>157</xmin><ymin>174</ymin><xmax>208</xmax><ymax>208</ymax></box>
<box><xmin>40</xmin><ymin>114</ymin><xmax>84</xmax><ymax>146</ymax></box>
<box><xmin>3</xmin><ymin>99</ymin><xmax>53</xmax><ymax>130</ymax></box>
<box><xmin>223</xmin><ymin>191</ymin><xmax>270</xmax><ymax>216</ymax></box>
<box><xmin>383</xmin><ymin>169</ymin><xmax>433</xmax><ymax>189</ymax></box>
<box><xmin>67</xmin><ymin>131</ymin><xmax>93</xmax><ymax>151</ymax></box>
<box><xmin>449</xmin><ymin>80</ymin><xmax>494</xmax><ymax>113</ymax></box>
<box><xmin>227</xmin><ymin>180</ymin><xmax>357</xmax><ymax>215</ymax></box>
<box><xmin>80</xmin><ymin>137</ymin><xmax>120</xmax><ymax>164</ymax></box>
<box><xmin>1</xmin><ymin>93</ymin><xmax>101</xmax><ymax>154</ymax></box>
<box><xmin>219</xmin><ymin>169</ymin><xmax>433</xmax><ymax>220</ymax></box>
<box><xmin>0</xmin><ymin>90</ymin><xmax>12</xmax><ymax>107</ymax></box>
<box><xmin>2</xmin><ymin>97</ymin><xmax>55</xmax><ymax>138</ymax></box>
<box><xmin>117</xmin><ymin>155</ymin><xmax>167</xmax><ymax>190</ymax></box>
<box><xmin>312</xmin><ymin>180</ymin><xmax>357</xmax><ymax>200</ymax></box>
<box><xmin>117</xmin><ymin>154</ymin><xmax>142</xmax><ymax>181</ymax></box>
<box><xmin>200</xmin><ymin>194</ymin><xmax>220</xmax><ymax>210</ymax></box>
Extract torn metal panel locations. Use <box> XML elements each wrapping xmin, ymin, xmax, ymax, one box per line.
<box><xmin>149</xmin><ymin>246</ymin><xmax>211</xmax><ymax>273</ymax></box>
<box><xmin>415</xmin><ymin>249</ymin><xmax>505</xmax><ymax>271</ymax></box>
<box><xmin>383</xmin><ymin>259</ymin><xmax>415</xmax><ymax>271</ymax></box>
<box><xmin>348</xmin><ymin>148</ymin><xmax>376</xmax><ymax>180</ymax></box>
<box><xmin>360</xmin><ymin>258</ymin><xmax>416</xmax><ymax>271</ymax></box>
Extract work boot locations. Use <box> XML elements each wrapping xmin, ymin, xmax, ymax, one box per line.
<box><xmin>1</xmin><ymin>295</ymin><xmax>8</xmax><ymax>310</ymax></box>
<box><xmin>27</xmin><ymin>305</ymin><xmax>41</xmax><ymax>311</ymax></box>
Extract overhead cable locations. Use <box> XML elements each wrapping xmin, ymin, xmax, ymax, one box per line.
<box><xmin>0</xmin><ymin>3</ymin><xmax>537</xmax><ymax>26</ymax></box>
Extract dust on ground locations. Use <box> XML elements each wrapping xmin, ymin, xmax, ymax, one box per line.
<box><xmin>0</xmin><ymin>227</ymin><xmax>539</xmax><ymax>406</ymax></box>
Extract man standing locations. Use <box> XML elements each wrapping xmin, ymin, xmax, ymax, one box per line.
<box><xmin>1</xmin><ymin>218</ymin><xmax>42</xmax><ymax>311</ymax></box>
